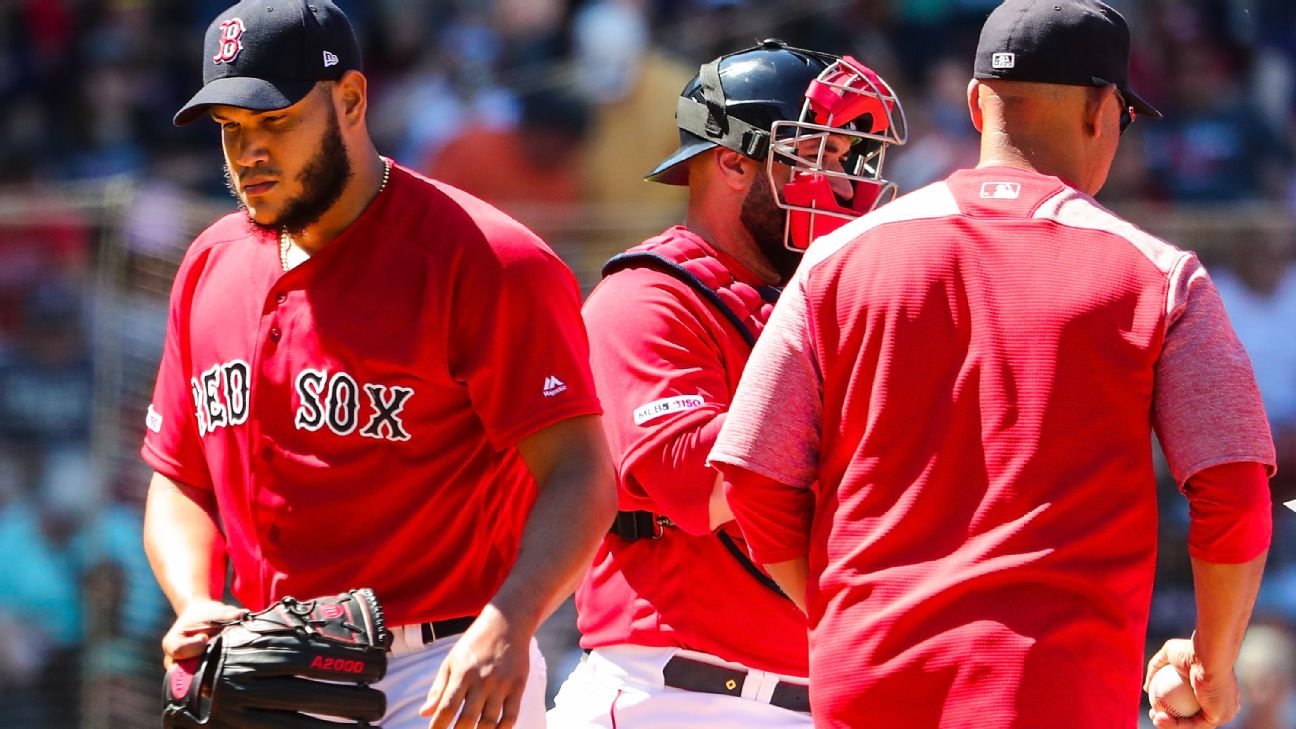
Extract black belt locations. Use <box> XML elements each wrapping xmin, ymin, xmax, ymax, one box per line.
<box><xmin>610</xmin><ymin>510</ymin><xmax>673</xmax><ymax>541</ymax></box>
<box><xmin>420</xmin><ymin>616</ymin><xmax>475</xmax><ymax>643</ymax></box>
<box><xmin>662</xmin><ymin>655</ymin><xmax>810</xmax><ymax>713</ymax></box>
<box><xmin>386</xmin><ymin>616</ymin><xmax>475</xmax><ymax>651</ymax></box>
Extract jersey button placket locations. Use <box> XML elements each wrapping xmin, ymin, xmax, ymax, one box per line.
<box><xmin>269</xmin><ymin>327</ymin><xmax>282</xmax><ymax>342</ymax></box>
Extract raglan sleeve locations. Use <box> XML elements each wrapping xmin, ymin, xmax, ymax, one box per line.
<box><xmin>708</xmin><ymin>270</ymin><xmax>823</xmax><ymax>563</ymax></box>
<box><xmin>1152</xmin><ymin>254</ymin><xmax>1274</xmax><ymax>562</ymax></box>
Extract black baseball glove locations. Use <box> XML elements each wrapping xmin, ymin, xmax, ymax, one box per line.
<box><xmin>162</xmin><ymin>588</ymin><xmax>393</xmax><ymax>728</ymax></box>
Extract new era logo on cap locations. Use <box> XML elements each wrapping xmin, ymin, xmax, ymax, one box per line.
<box><xmin>323</xmin><ymin>50</ymin><xmax>339</xmax><ymax>68</ymax></box>
<box><xmin>991</xmin><ymin>52</ymin><xmax>1015</xmax><ymax>69</ymax></box>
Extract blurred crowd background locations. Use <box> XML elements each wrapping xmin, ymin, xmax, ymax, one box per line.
<box><xmin>0</xmin><ymin>0</ymin><xmax>1294</xmax><ymax>727</ymax></box>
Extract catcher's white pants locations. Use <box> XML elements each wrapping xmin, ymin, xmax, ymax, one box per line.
<box><xmin>547</xmin><ymin>645</ymin><xmax>813</xmax><ymax>729</ymax></box>
<box><xmin>378</xmin><ymin>627</ymin><xmax>546</xmax><ymax>729</ymax></box>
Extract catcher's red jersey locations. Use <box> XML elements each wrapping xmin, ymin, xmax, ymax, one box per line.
<box><xmin>712</xmin><ymin>167</ymin><xmax>1275</xmax><ymax>727</ymax></box>
<box><xmin>142</xmin><ymin>162</ymin><xmax>601</xmax><ymax>626</ymax></box>
<box><xmin>575</xmin><ymin>227</ymin><xmax>809</xmax><ymax>676</ymax></box>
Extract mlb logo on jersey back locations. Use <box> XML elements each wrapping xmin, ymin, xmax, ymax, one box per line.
<box><xmin>980</xmin><ymin>182</ymin><xmax>1021</xmax><ymax>200</ymax></box>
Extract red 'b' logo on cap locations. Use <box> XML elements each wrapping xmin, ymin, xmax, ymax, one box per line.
<box><xmin>212</xmin><ymin>18</ymin><xmax>245</xmax><ymax>64</ymax></box>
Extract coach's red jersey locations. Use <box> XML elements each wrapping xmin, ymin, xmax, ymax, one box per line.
<box><xmin>711</xmin><ymin>167</ymin><xmax>1274</xmax><ymax>727</ymax></box>
<box><xmin>142</xmin><ymin>162</ymin><xmax>601</xmax><ymax>626</ymax></box>
<box><xmin>575</xmin><ymin>227</ymin><xmax>809</xmax><ymax>676</ymax></box>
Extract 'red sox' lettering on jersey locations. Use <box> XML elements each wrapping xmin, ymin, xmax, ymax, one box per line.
<box><xmin>190</xmin><ymin>359</ymin><xmax>415</xmax><ymax>442</ymax></box>
<box><xmin>292</xmin><ymin>369</ymin><xmax>413</xmax><ymax>441</ymax></box>
<box><xmin>190</xmin><ymin>360</ymin><xmax>249</xmax><ymax>436</ymax></box>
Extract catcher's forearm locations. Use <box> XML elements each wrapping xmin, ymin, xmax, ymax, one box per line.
<box><xmin>496</xmin><ymin>415</ymin><xmax>616</xmax><ymax>635</ymax></box>
<box><xmin>144</xmin><ymin>471</ymin><xmax>227</xmax><ymax>612</ymax></box>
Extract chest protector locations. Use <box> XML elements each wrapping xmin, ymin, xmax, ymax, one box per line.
<box><xmin>602</xmin><ymin>228</ymin><xmax>790</xmax><ymax>600</ymax></box>
<box><xmin>601</xmin><ymin>229</ymin><xmax>780</xmax><ymax>346</ymax></box>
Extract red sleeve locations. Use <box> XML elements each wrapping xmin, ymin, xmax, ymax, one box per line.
<box><xmin>624</xmin><ymin>414</ymin><xmax>726</xmax><ymax>535</ymax></box>
<box><xmin>1183</xmin><ymin>461</ymin><xmax>1272</xmax><ymax>563</ymax></box>
<box><xmin>449</xmin><ymin>229</ymin><xmax>602</xmax><ymax>450</ymax></box>
<box><xmin>140</xmin><ymin>245</ymin><xmax>214</xmax><ymax>490</ymax></box>
<box><xmin>583</xmin><ymin>269</ymin><xmax>734</xmax><ymax>535</ymax></box>
<box><xmin>720</xmin><ymin>465</ymin><xmax>814</xmax><ymax>564</ymax></box>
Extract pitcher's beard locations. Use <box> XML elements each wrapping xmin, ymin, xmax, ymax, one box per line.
<box><xmin>225</xmin><ymin>106</ymin><xmax>352</xmax><ymax>236</ymax></box>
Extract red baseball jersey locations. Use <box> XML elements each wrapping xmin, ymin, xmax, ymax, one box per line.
<box><xmin>575</xmin><ymin>226</ymin><xmax>809</xmax><ymax>676</ymax></box>
<box><xmin>142</xmin><ymin>162</ymin><xmax>601</xmax><ymax>626</ymax></box>
<box><xmin>711</xmin><ymin>167</ymin><xmax>1275</xmax><ymax>727</ymax></box>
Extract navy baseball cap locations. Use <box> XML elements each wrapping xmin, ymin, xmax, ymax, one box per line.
<box><xmin>974</xmin><ymin>0</ymin><xmax>1161</xmax><ymax>120</ymax></box>
<box><xmin>173</xmin><ymin>0</ymin><xmax>361</xmax><ymax>126</ymax></box>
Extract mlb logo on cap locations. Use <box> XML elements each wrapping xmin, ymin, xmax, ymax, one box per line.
<box><xmin>991</xmin><ymin>52</ymin><xmax>1015</xmax><ymax>69</ymax></box>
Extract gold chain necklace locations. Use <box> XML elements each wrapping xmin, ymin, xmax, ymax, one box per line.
<box><xmin>279</xmin><ymin>157</ymin><xmax>391</xmax><ymax>272</ymax></box>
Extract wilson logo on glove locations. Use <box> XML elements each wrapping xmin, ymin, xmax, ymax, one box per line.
<box><xmin>168</xmin><ymin>657</ymin><xmax>200</xmax><ymax>700</ymax></box>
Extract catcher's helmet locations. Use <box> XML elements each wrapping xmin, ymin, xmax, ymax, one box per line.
<box><xmin>648</xmin><ymin>39</ymin><xmax>906</xmax><ymax>250</ymax></box>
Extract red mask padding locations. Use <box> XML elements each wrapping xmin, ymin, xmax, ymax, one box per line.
<box><xmin>782</xmin><ymin>172</ymin><xmax>883</xmax><ymax>248</ymax></box>
<box><xmin>803</xmin><ymin>56</ymin><xmax>896</xmax><ymax>134</ymax></box>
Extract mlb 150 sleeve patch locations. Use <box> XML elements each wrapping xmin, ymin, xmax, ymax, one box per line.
<box><xmin>633</xmin><ymin>395</ymin><xmax>707</xmax><ymax>426</ymax></box>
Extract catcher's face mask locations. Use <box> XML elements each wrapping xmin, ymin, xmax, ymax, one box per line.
<box><xmin>768</xmin><ymin>57</ymin><xmax>907</xmax><ymax>251</ymax></box>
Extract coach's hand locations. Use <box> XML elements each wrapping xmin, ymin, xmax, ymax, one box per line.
<box><xmin>1145</xmin><ymin>636</ymin><xmax>1241</xmax><ymax>728</ymax></box>
<box><xmin>421</xmin><ymin>604</ymin><xmax>530</xmax><ymax>729</ymax></box>
<box><xmin>160</xmin><ymin>598</ymin><xmax>244</xmax><ymax>667</ymax></box>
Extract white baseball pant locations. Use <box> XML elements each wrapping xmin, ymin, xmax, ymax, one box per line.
<box><xmin>377</xmin><ymin>623</ymin><xmax>547</xmax><ymax>729</ymax></box>
<box><xmin>547</xmin><ymin>645</ymin><xmax>813</xmax><ymax>729</ymax></box>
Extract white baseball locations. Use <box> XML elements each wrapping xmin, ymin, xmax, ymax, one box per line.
<box><xmin>1149</xmin><ymin>664</ymin><xmax>1201</xmax><ymax>718</ymax></box>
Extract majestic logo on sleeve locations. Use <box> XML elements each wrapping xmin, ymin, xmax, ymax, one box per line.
<box><xmin>542</xmin><ymin>376</ymin><xmax>567</xmax><ymax>398</ymax></box>
<box><xmin>294</xmin><ymin>370</ymin><xmax>413</xmax><ymax>441</ymax></box>
<box><xmin>211</xmin><ymin>18</ymin><xmax>246</xmax><ymax>64</ymax></box>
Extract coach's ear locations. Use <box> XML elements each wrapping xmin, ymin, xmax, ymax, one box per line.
<box><xmin>967</xmin><ymin>78</ymin><xmax>985</xmax><ymax>134</ymax></box>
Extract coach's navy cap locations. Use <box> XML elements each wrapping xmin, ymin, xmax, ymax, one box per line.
<box><xmin>173</xmin><ymin>0</ymin><xmax>361</xmax><ymax>126</ymax></box>
<box><xmin>974</xmin><ymin>0</ymin><xmax>1161</xmax><ymax>120</ymax></box>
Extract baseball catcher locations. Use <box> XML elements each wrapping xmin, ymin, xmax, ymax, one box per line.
<box><xmin>162</xmin><ymin>588</ymin><xmax>392</xmax><ymax>728</ymax></box>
